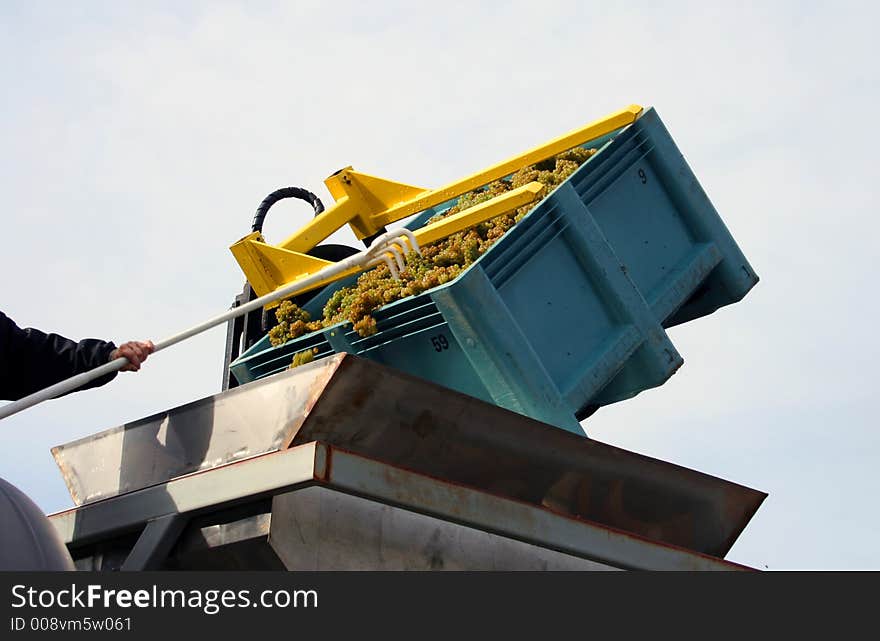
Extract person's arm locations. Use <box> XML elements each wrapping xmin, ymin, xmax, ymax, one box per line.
<box><xmin>0</xmin><ymin>312</ymin><xmax>152</xmax><ymax>401</ymax></box>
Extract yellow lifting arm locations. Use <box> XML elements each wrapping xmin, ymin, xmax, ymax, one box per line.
<box><xmin>230</xmin><ymin>182</ymin><xmax>547</xmax><ymax>301</ymax></box>
<box><xmin>230</xmin><ymin>104</ymin><xmax>643</xmax><ymax>302</ymax></box>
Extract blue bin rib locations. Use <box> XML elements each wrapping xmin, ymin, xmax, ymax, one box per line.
<box><xmin>571</xmin><ymin>108</ymin><xmax>758</xmax><ymax>327</ymax></box>
<box><xmin>230</xmin><ymin>107</ymin><xmax>758</xmax><ymax>434</ymax></box>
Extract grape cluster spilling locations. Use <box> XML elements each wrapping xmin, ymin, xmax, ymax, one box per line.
<box><xmin>289</xmin><ymin>348</ymin><xmax>318</xmax><ymax>368</ymax></box>
<box><xmin>270</xmin><ymin>146</ymin><xmax>596</xmax><ymax>354</ymax></box>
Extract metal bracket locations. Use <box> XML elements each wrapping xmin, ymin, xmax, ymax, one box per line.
<box><xmin>121</xmin><ymin>514</ymin><xmax>188</xmax><ymax>571</ymax></box>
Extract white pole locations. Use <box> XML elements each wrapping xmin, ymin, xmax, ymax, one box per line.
<box><xmin>0</xmin><ymin>230</ymin><xmax>419</xmax><ymax>421</ymax></box>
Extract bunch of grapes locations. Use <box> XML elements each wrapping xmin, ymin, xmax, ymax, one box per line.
<box><xmin>268</xmin><ymin>146</ymin><xmax>596</xmax><ymax>344</ymax></box>
<box><xmin>289</xmin><ymin>347</ymin><xmax>319</xmax><ymax>369</ymax></box>
<box><xmin>267</xmin><ymin>300</ymin><xmax>324</xmax><ymax>347</ymax></box>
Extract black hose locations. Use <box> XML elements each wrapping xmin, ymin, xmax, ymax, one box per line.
<box><xmin>251</xmin><ymin>187</ymin><xmax>325</xmax><ymax>233</ymax></box>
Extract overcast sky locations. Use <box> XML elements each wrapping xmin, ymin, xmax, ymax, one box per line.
<box><xmin>1</xmin><ymin>1</ymin><xmax>877</xmax><ymax>569</ymax></box>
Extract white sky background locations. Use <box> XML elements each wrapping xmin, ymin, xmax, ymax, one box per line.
<box><xmin>0</xmin><ymin>1</ymin><xmax>876</xmax><ymax>569</ymax></box>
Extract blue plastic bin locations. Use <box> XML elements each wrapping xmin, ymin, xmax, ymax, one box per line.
<box><xmin>230</xmin><ymin>107</ymin><xmax>757</xmax><ymax>432</ymax></box>
<box><xmin>572</xmin><ymin>108</ymin><xmax>757</xmax><ymax>326</ymax></box>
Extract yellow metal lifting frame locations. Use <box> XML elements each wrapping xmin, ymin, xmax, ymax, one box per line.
<box><xmin>230</xmin><ymin>104</ymin><xmax>643</xmax><ymax>304</ymax></box>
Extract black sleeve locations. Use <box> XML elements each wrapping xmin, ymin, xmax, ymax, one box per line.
<box><xmin>0</xmin><ymin>311</ymin><xmax>118</xmax><ymax>402</ymax></box>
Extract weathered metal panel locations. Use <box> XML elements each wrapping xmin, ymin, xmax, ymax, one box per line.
<box><xmin>51</xmin><ymin>444</ymin><xmax>751</xmax><ymax>571</ymax></box>
<box><xmin>51</xmin><ymin>354</ymin><xmax>765</xmax><ymax>557</ymax></box>
<box><xmin>320</xmin><ymin>447</ymin><xmax>752</xmax><ymax>571</ymax></box>
<box><xmin>49</xmin><ymin>443</ymin><xmax>321</xmax><ymax>546</ymax></box>
<box><xmin>51</xmin><ymin>356</ymin><xmax>344</xmax><ymax>504</ymax></box>
<box><xmin>269</xmin><ymin>487</ymin><xmax>618</xmax><ymax>570</ymax></box>
<box><xmin>289</xmin><ymin>356</ymin><xmax>766</xmax><ymax>557</ymax></box>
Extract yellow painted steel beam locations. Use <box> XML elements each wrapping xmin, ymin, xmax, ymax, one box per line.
<box><xmin>231</xmin><ymin>182</ymin><xmax>545</xmax><ymax>303</ymax></box>
<box><xmin>279</xmin><ymin>103</ymin><xmax>642</xmax><ymax>250</ymax></box>
<box><xmin>279</xmin><ymin>171</ymin><xmax>430</xmax><ymax>251</ymax></box>
<box><xmin>276</xmin><ymin>195</ymin><xmax>359</xmax><ymax>254</ymax></box>
<box><xmin>230</xmin><ymin>104</ymin><xmax>643</xmax><ymax>303</ymax></box>
<box><xmin>230</xmin><ymin>232</ymin><xmax>337</xmax><ymax>296</ymax></box>
<box><xmin>412</xmin><ymin>182</ymin><xmax>544</xmax><ymax>247</ymax></box>
<box><xmin>370</xmin><ymin>104</ymin><xmax>642</xmax><ymax>229</ymax></box>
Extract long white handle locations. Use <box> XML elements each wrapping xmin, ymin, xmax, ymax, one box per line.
<box><xmin>0</xmin><ymin>230</ymin><xmax>420</xmax><ymax>421</ymax></box>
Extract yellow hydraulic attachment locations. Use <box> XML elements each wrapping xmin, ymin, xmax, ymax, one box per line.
<box><xmin>230</xmin><ymin>104</ymin><xmax>643</xmax><ymax>305</ymax></box>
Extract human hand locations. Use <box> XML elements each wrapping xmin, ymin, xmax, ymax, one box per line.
<box><xmin>110</xmin><ymin>340</ymin><xmax>155</xmax><ymax>372</ymax></box>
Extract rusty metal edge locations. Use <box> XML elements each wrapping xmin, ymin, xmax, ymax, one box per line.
<box><xmin>321</xmin><ymin>444</ymin><xmax>756</xmax><ymax>571</ymax></box>
<box><xmin>295</xmin><ymin>354</ymin><xmax>766</xmax><ymax>557</ymax></box>
<box><xmin>50</xmin><ymin>442</ymin><xmax>754</xmax><ymax>571</ymax></box>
